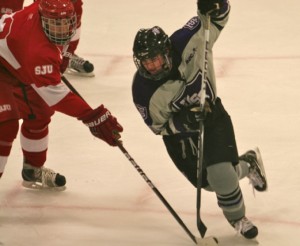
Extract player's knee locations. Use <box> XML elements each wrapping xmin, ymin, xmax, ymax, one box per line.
<box><xmin>21</xmin><ymin>118</ymin><xmax>50</xmax><ymax>136</ymax></box>
<box><xmin>207</xmin><ymin>162</ymin><xmax>239</xmax><ymax>194</ymax></box>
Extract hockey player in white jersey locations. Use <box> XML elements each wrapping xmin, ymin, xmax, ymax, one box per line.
<box><xmin>131</xmin><ymin>0</ymin><xmax>267</xmax><ymax>239</ymax></box>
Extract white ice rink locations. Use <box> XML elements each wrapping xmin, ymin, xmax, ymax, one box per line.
<box><xmin>1</xmin><ymin>0</ymin><xmax>300</xmax><ymax>245</ymax></box>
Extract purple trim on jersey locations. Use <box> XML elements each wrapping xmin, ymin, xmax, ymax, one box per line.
<box><xmin>170</xmin><ymin>16</ymin><xmax>201</xmax><ymax>56</ymax></box>
<box><xmin>132</xmin><ymin>72</ymin><xmax>167</xmax><ymax>126</ymax></box>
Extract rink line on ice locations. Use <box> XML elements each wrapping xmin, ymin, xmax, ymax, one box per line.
<box><xmin>81</xmin><ymin>53</ymin><xmax>300</xmax><ymax>78</ymax></box>
<box><xmin>3</xmin><ymin>200</ymin><xmax>300</xmax><ymax>229</ymax></box>
<box><xmin>1</xmin><ymin>181</ymin><xmax>300</xmax><ymax>230</ymax></box>
<box><xmin>82</xmin><ymin>53</ymin><xmax>300</xmax><ymax>65</ymax></box>
<box><xmin>102</xmin><ymin>56</ymin><xmax>126</xmax><ymax>76</ymax></box>
<box><xmin>83</xmin><ymin>53</ymin><xmax>300</xmax><ymax>60</ymax></box>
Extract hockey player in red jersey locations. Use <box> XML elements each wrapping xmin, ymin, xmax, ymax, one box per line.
<box><xmin>0</xmin><ymin>0</ymin><xmax>123</xmax><ymax>189</ymax></box>
<box><xmin>0</xmin><ymin>0</ymin><xmax>93</xmax><ymax>189</ymax></box>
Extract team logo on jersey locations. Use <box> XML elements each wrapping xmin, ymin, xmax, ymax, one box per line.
<box><xmin>184</xmin><ymin>17</ymin><xmax>200</xmax><ymax>30</ymax></box>
<box><xmin>35</xmin><ymin>65</ymin><xmax>53</xmax><ymax>75</ymax></box>
<box><xmin>136</xmin><ymin>104</ymin><xmax>148</xmax><ymax>120</ymax></box>
<box><xmin>0</xmin><ymin>104</ymin><xmax>11</xmax><ymax>113</ymax></box>
<box><xmin>172</xmin><ymin>72</ymin><xmax>214</xmax><ymax>110</ymax></box>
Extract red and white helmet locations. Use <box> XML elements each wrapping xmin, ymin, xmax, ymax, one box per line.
<box><xmin>39</xmin><ymin>0</ymin><xmax>77</xmax><ymax>45</ymax></box>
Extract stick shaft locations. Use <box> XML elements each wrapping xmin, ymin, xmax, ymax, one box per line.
<box><xmin>196</xmin><ymin>13</ymin><xmax>212</xmax><ymax>238</ymax></box>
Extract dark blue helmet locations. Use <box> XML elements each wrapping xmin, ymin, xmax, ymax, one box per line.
<box><xmin>133</xmin><ymin>26</ymin><xmax>172</xmax><ymax>81</ymax></box>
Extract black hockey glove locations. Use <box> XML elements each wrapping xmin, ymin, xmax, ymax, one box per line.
<box><xmin>197</xmin><ymin>0</ymin><xmax>227</xmax><ymax>17</ymax></box>
<box><xmin>174</xmin><ymin>102</ymin><xmax>212</xmax><ymax>131</ymax></box>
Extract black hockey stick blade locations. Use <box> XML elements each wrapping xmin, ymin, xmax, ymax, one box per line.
<box><xmin>197</xmin><ymin>188</ymin><xmax>207</xmax><ymax>238</ymax></box>
<box><xmin>197</xmin><ymin>217</ymin><xmax>207</xmax><ymax>238</ymax></box>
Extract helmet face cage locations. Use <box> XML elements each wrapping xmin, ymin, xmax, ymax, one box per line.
<box><xmin>39</xmin><ymin>0</ymin><xmax>77</xmax><ymax>46</ymax></box>
<box><xmin>40</xmin><ymin>15</ymin><xmax>77</xmax><ymax>45</ymax></box>
<box><xmin>133</xmin><ymin>26</ymin><xmax>172</xmax><ymax>81</ymax></box>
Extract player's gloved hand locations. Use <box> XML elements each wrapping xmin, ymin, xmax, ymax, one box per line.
<box><xmin>175</xmin><ymin>101</ymin><xmax>212</xmax><ymax>131</ymax></box>
<box><xmin>197</xmin><ymin>0</ymin><xmax>226</xmax><ymax>17</ymax></box>
<box><xmin>79</xmin><ymin>105</ymin><xmax>123</xmax><ymax>146</ymax></box>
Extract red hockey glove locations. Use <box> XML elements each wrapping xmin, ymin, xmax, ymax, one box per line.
<box><xmin>79</xmin><ymin>105</ymin><xmax>123</xmax><ymax>146</ymax></box>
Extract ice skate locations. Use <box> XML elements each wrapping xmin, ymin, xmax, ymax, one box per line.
<box><xmin>22</xmin><ymin>163</ymin><xmax>66</xmax><ymax>191</ymax></box>
<box><xmin>239</xmin><ymin>147</ymin><xmax>267</xmax><ymax>191</ymax></box>
<box><xmin>230</xmin><ymin>217</ymin><xmax>258</xmax><ymax>239</ymax></box>
<box><xmin>66</xmin><ymin>53</ymin><xmax>95</xmax><ymax>77</ymax></box>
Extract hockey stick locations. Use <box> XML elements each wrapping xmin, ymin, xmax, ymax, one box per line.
<box><xmin>196</xmin><ymin>5</ymin><xmax>219</xmax><ymax>239</ymax></box>
<box><xmin>61</xmin><ymin>75</ymin><xmax>218</xmax><ymax>245</ymax></box>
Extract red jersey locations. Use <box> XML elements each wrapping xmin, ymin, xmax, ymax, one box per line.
<box><xmin>0</xmin><ymin>2</ymin><xmax>91</xmax><ymax>117</ymax></box>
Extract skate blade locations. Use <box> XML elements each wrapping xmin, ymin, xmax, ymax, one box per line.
<box><xmin>65</xmin><ymin>68</ymin><xmax>95</xmax><ymax>77</ymax></box>
<box><xmin>196</xmin><ymin>236</ymin><xmax>218</xmax><ymax>245</ymax></box>
<box><xmin>22</xmin><ymin>181</ymin><xmax>66</xmax><ymax>191</ymax></box>
<box><xmin>253</xmin><ymin>147</ymin><xmax>268</xmax><ymax>191</ymax></box>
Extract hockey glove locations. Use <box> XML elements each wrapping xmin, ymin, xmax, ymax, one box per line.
<box><xmin>197</xmin><ymin>0</ymin><xmax>227</xmax><ymax>17</ymax></box>
<box><xmin>79</xmin><ymin>105</ymin><xmax>123</xmax><ymax>146</ymax></box>
<box><xmin>173</xmin><ymin>102</ymin><xmax>212</xmax><ymax>131</ymax></box>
